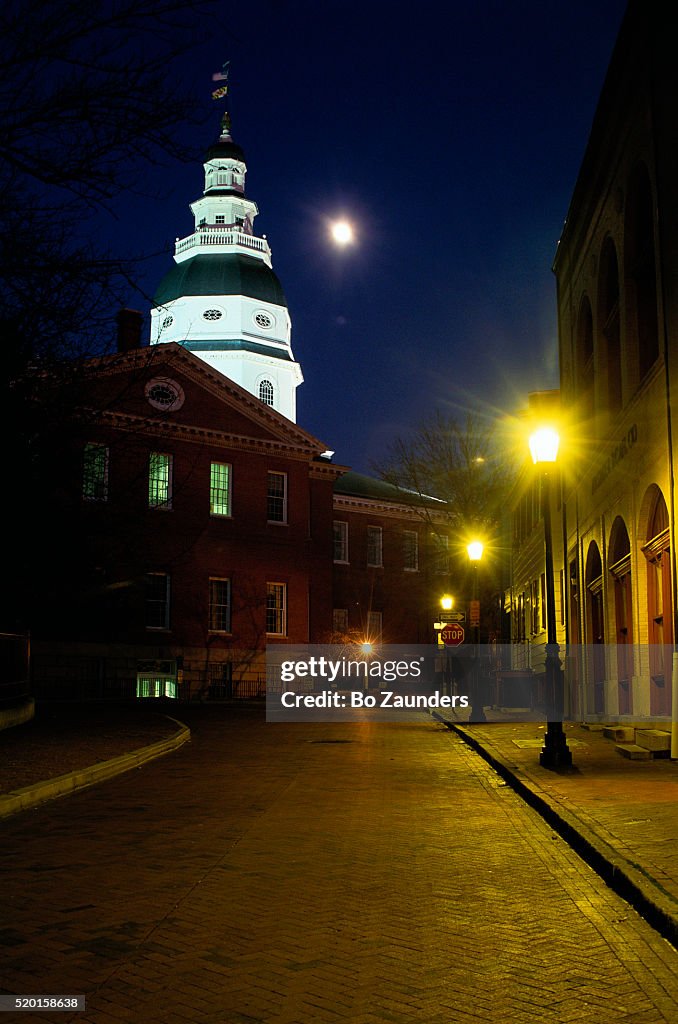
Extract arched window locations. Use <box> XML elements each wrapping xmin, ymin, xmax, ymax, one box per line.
<box><xmin>598</xmin><ymin>238</ymin><xmax>622</xmax><ymax>414</ymax></box>
<box><xmin>575</xmin><ymin>296</ymin><xmax>594</xmax><ymax>422</ymax></box>
<box><xmin>608</xmin><ymin>516</ymin><xmax>632</xmax><ymax>713</ymax></box>
<box><xmin>585</xmin><ymin>542</ymin><xmax>605</xmax><ymax>714</ymax></box>
<box><xmin>259</xmin><ymin>380</ymin><xmax>275</xmax><ymax>407</ymax></box>
<box><xmin>625</xmin><ymin>163</ymin><xmax>659</xmax><ymax>381</ymax></box>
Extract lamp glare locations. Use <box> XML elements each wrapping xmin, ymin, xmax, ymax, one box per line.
<box><xmin>529</xmin><ymin>427</ymin><xmax>560</xmax><ymax>464</ymax></box>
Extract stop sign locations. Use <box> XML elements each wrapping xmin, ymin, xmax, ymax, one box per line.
<box><xmin>441</xmin><ymin>622</ymin><xmax>465</xmax><ymax>646</ymax></box>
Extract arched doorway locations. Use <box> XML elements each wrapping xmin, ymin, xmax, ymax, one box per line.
<box><xmin>585</xmin><ymin>542</ymin><xmax>605</xmax><ymax>714</ymax></box>
<box><xmin>608</xmin><ymin>516</ymin><xmax>632</xmax><ymax>714</ymax></box>
<box><xmin>642</xmin><ymin>488</ymin><xmax>672</xmax><ymax>716</ymax></box>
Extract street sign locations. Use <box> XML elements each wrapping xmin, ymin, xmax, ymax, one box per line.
<box><xmin>440</xmin><ymin>622</ymin><xmax>465</xmax><ymax>646</ymax></box>
<box><xmin>440</xmin><ymin>611</ymin><xmax>466</xmax><ymax>623</ymax></box>
<box><xmin>469</xmin><ymin>600</ymin><xmax>480</xmax><ymax>627</ymax></box>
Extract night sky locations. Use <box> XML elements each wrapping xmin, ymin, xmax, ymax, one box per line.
<box><xmin>116</xmin><ymin>0</ymin><xmax>628</xmax><ymax>472</ymax></box>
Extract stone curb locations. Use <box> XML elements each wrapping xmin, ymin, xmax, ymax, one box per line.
<box><xmin>0</xmin><ymin>716</ymin><xmax>190</xmax><ymax>820</ymax></box>
<box><xmin>432</xmin><ymin>712</ymin><xmax>678</xmax><ymax>950</ymax></box>
<box><xmin>0</xmin><ymin>697</ymin><xmax>35</xmax><ymax>732</ymax></box>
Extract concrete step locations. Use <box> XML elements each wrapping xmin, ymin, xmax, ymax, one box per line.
<box><xmin>603</xmin><ymin>726</ymin><xmax>635</xmax><ymax>742</ymax></box>
<box><xmin>616</xmin><ymin>743</ymin><xmax>652</xmax><ymax>760</ymax></box>
<box><xmin>635</xmin><ymin>729</ymin><xmax>671</xmax><ymax>755</ymax></box>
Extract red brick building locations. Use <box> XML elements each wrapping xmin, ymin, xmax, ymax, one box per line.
<box><xmin>25</xmin><ymin>100</ymin><xmax>450</xmax><ymax>700</ymax></box>
<box><xmin>32</xmin><ymin>340</ymin><xmax>342</xmax><ymax>699</ymax></box>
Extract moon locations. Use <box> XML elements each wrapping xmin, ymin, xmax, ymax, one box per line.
<box><xmin>330</xmin><ymin>220</ymin><xmax>354</xmax><ymax>245</ymax></box>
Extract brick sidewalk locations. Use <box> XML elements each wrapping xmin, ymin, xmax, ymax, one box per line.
<box><xmin>443</xmin><ymin>718</ymin><xmax>678</xmax><ymax>944</ymax></box>
<box><xmin>0</xmin><ymin>703</ymin><xmax>181</xmax><ymax>795</ymax></box>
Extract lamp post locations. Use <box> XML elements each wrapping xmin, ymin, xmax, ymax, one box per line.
<box><xmin>529</xmin><ymin>427</ymin><xmax>573</xmax><ymax>768</ymax></box>
<box><xmin>440</xmin><ymin>594</ymin><xmax>454</xmax><ymax>696</ymax></box>
<box><xmin>467</xmin><ymin>540</ymin><xmax>485</xmax><ymax>722</ymax></box>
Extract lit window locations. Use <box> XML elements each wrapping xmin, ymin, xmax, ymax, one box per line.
<box><xmin>83</xmin><ymin>442</ymin><xmax>108</xmax><ymax>502</ymax></box>
<box><xmin>209</xmin><ymin>578</ymin><xmax>231</xmax><ymax>632</ymax></box>
<box><xmin>259</xmin><ymin>380</ymin><xmax>275</xmax><ymax>406</ymax></box>
<box><xmin>210</xmin><ymin>462</ymin><xmax>231</xmax><ymax>516</ymax></box>
<box><xmin>403</xmin><ymin>530</ymin><xmax>419</xmax><ymax>571</ymax></box>
<box><xmin>333</xmin><ymin>521</ymin><xmax>349</xmax><ymax>562</ymax></box>
<box><xmin>148</xmin><ymin>452</ymin><xmax>172</xmax><ymax>509</ymax></box>
<box><xmin>367</xmin><ymin>526</ymin><xmax>383</xmax><ymax>567</ymax></box>
<box><xmin>266</xmin><ymin>583</ymin><xmax>287</xmax><ymax>635</ymax></box>
<box><xmin>136</xmin><ymin>659</ymin><xmax>177</xmax><ymax>698</ymax></box>
<box><xmin>267</xmin><ymin>471</ymin><xmax>287</xmax><ymax>523</ymax></box>
<box><xmin>145</xmin><ymin>573</ymin><xmax>170</xmax><ymax>630</ymax></box>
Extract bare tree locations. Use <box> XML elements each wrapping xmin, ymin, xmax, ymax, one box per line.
<box><xmin>0</xmin><ymin>0</ymin><xmax>221</xmax><ymax>358</ymax></box>
<box><xmin>373</xmin><ymin>411</ymin><xmax>517</xmax><ymax>643</ymax></box>
<box><xmin>0</xmin><ymin>0</ymin><xmax>224</xmax><ymax>631</ymax></box>
<box><xmin>375</xmin><ymin>410</ymin><xmax>514</xmax><ymax>538</ymax></box>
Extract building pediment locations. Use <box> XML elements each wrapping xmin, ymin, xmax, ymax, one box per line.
<box><xmin>82</xmin><ymin>343</ymin><xmax>329</xmax><ymax>457</ymax></box>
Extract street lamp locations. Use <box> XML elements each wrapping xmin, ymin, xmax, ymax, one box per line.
<box><xmin>529</xmin><ymin>427</ymin><xmax>573</xmax><ymax>768</ymax></box>
<box><xmin>467</xmin><ymin>540</ymin><xmax>485</xmax><ymax>722</ymax></box>
<box><xmin>440</xmin><ymin>594</ymin><xmax>454</xmax><ymax>695</ymax></box>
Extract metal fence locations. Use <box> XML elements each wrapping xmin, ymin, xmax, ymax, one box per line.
<box><xmin>30</xmin><ymin>652</ymin><xmax>266</xmax><ymax>702</ymax></box>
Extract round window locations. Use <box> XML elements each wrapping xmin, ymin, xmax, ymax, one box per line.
<box><xmin>254</xmin><ymin>310</ymin><xmax>274</xmax><ymax>329</ymax></box>
<box><xmin>161</xmin><ymin>315</ymin><xmax>174</xmax><ymax>330</ymax></box>
<box><xmin>145</xmin><ymin>377</ymin><xmax>185</xmax><ymax>412</ymax></box>
<box><xmin>203</xmin><ymin>309</ymin><xmax>223</xmax><ymax>321</ymax></box>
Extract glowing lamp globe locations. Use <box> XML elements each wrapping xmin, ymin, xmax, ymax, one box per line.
<box><xmin>467</xmin><ymin>541</ymin><xmax>484</xmax><ymax>562</ymax></box>
<box><xmin>529</xmin><ymin>427</ymin><xmax>560</xmax><ymax>464</ymax></box>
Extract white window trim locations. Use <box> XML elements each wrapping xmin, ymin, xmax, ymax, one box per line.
<box><xmin>333</xmin><ymin>521</ymin><xmax>349</xmax><ymax>563</ymax></box>
<box><xmin>367</xmin><ymin>526</ymin><xmax>383</xmax><ymax>568</ymax></box>
<box><xmin>267</xmin><ymin>471</ymin><xmax>288</xmax><ymax>524</ymax></box>
<box><xmin>266</xmin><ymin>582</ymin><xmax>287</xmax><ymax>636</ymax></box>
<box><xmin>208</xmin><ymin>577</ymin><xmax>232</xmax><ymax>634</ymax></box>
<box><xmin>148</xmin><ymin>452</ymin><xmax>173</xmax><ymax>510</ymax></box>
<box><xmin>145</xmin><ymin>572</ymin><xmax>170</xmax><ymax>631</ymax></box>
<box><xmin>210</xmin><ymin>462</ymin><xmax>232</xmax><ymax>518</ymax></box>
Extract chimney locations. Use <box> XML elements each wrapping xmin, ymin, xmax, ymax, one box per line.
<box><xmin>116</xmin><ymin>308</ymin><xmax>144</xmax><ymax>352</ymax></box>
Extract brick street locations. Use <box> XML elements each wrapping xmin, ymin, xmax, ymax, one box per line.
<box><xmin>2</xmin><ymin>708</ymin><xmax>677</xmax><ymax>1024</ymax></box>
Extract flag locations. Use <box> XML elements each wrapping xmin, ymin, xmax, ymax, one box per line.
<box><xmin>212</xmin><ymin>61</ymin><xmax>230</xmax><ymax>82</ymax></box>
